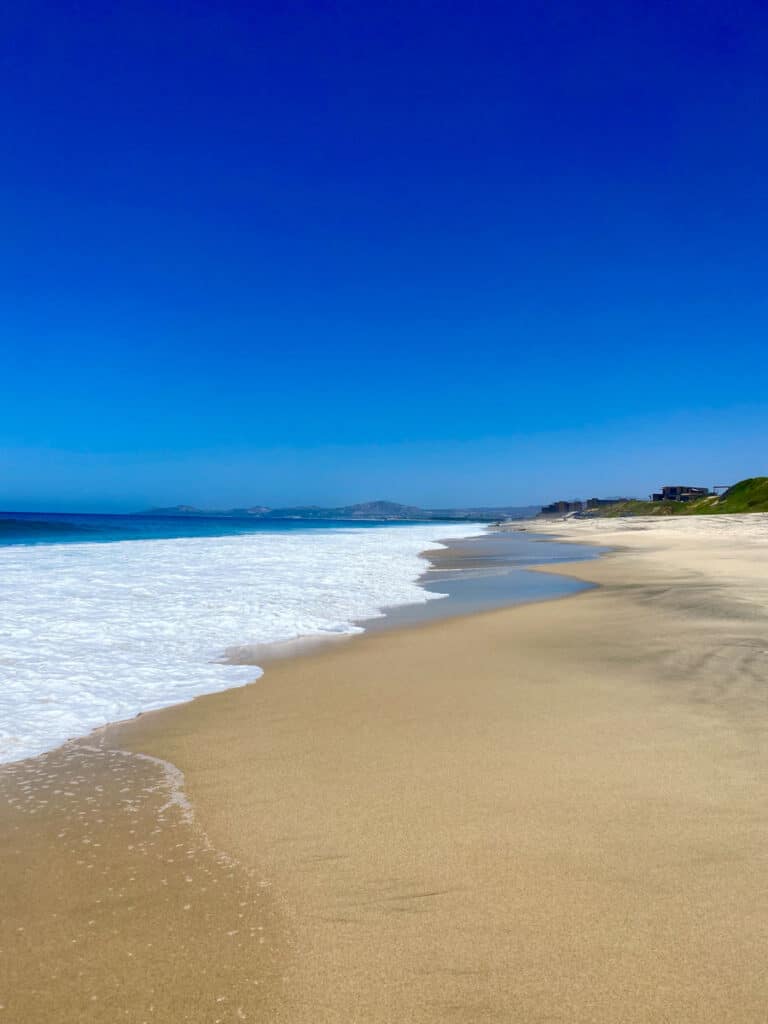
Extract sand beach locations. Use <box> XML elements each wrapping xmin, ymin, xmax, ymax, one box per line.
<box><xmin>3</xmin><ymin>514</ymin><xmax>768</xmax><ymax>1022</ymax></box>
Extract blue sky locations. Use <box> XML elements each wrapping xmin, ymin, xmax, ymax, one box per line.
<box><xmin>2</xmin><ymin>1</ymin><xmax>767</xmax><ymax>510</ymax></box>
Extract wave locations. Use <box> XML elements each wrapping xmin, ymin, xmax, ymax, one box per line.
<box><xmin>0</xmin><ymin>523</ymin><xmax>486</xmax><ymax>763</ymax></box>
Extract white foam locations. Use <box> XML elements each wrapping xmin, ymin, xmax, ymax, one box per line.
<box><xmin>0</xmin><ymin>523</ymin><xmax>486</xmax><ymax>763</ymax></box>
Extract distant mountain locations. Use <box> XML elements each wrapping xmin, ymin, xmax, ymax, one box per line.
<box><xmin>268</xmin><ymin>501</ymin><xmax>428</xmax><ymax>520</ymax></box>
<box><xmin>147</xmin><ymin>505</ymin><xmax>203</xmax><ymax>515</ymax></box>
<box><xmin>143</xmin><ymin>501</ymin><xmax>540</xmax><ymax>523</ymax></box>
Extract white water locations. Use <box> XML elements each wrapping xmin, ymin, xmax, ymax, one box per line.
<box><xmin>0</xmin><ymin>523</ymin><xmax>486</xmax><ymax>763</ymax></box>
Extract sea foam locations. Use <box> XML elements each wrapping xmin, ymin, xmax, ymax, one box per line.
<box><xmin>0</xmin><ymin>523</ymin><xmax>486</xmax><ymax>763</ymax></box>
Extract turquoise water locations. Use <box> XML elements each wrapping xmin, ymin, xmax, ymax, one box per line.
<box><xmin>0</xmin><ymin>511</ymin><xmax>430</xmax><ymax>547</ymax></box>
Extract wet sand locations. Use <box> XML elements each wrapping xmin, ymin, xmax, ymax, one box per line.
<box><xmin>3</xmin><ymin>515</ymin><xmax>768</xmax><ymax>1021</ymax></box>
<box><xmin>0</xmin><ymin>742</ymin><xmax>286</xmax><ymax>1022</ymax></box>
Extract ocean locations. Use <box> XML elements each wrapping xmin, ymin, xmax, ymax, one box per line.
<box><xmin>0</xmin><ymin>510</ymin><xmax>429</xmax><ymax>546</ymax></box>
<box><xmin>0</xmin><ymin>512</ymin><xmax>597</xmax><ymax>765</ymax></box>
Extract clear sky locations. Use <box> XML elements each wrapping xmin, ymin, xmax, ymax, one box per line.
<box><xmin>2</xmin><ymin>1</ymin><xmax>767</xmax><ymax>511</ymax></box>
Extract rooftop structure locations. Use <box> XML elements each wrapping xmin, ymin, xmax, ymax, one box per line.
<box><xmin>650</xmin><ymin>485</ymin><xmax>710</xmax><ymax>502</ymax></box>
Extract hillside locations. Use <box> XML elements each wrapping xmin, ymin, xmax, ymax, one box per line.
<box><xmin>589</xmin><ymin>477</ymin><xmax>768</xmax><ymax>517</ymax></box>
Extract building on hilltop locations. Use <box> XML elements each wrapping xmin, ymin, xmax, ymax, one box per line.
<box><xmin>650</xmin><ymin>485</ymin><xmax>710</xmax><ymax>502</ymax></box>
<box><xmin>541</xmin><ymin>499</ymin><xmax>584</xmax><ymax>515</ymax></box>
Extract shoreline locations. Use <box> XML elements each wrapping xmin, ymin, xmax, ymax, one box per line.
<box><xmin>0</xmin><ymin>524</ymin><xmax>593</xmax><ymax>768</ymax></box>
<box><xmin>3</xmin><ymin>514</ymin><xmax>768</xmax><ymax>1021</ymax></box>
<box><xmin>223</xmin><ymin>526</ymin><xmax>601</xmax><ymax>668</ymax></box>
<box><xmin>0</xmin><ymin>521</ymin><xmax>496</xmax><ymax>767</ymax></box>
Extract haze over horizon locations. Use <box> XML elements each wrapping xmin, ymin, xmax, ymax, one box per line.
<box><xmin>3</xmin><ymin>2</ymin><xmax>767</xmax><ymax>512</ymax></box>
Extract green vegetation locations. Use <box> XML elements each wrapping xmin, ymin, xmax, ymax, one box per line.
<box><xmin>589</xmin><ymin>477</ymin><xmax>768</xmax><ymax>517</ymax></box>
<box><xmin>712</xmin><ymin>476</ymin><xmax>768</xmax><ymax>513</ymax></box>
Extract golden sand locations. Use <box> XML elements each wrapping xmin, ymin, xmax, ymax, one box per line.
<box><xmin>2</xmin><ymin>514</ymin><xmax>768</xmax><ymax>1022</ymax></box>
